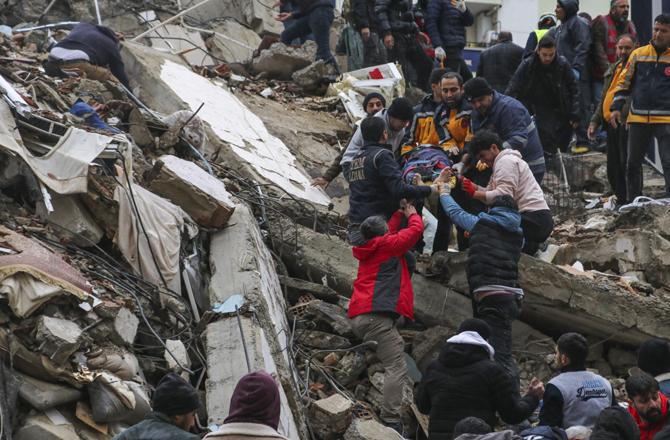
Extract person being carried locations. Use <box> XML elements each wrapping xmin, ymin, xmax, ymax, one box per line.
<box><xmin>312</xmin><ymin>92</ymin><xmax>386</xmax><ymax>188</ymax></box>
<box><xmin>113</xmin><ymin>373</ymin><xmax>200</xmax><ymax>440</ymax></box>
<box><xmin>346</xmin><ymin>115</ymin><xmax>435</xmax><ymax>245</ymax></box>
<box><xmin>416</xmin><ymin>318</ymin><xmax>544</xmax><ymax>440</ymax></box>
<box><xmin>456</xmin><ymin>130</ymin><xmax>553</xmax><ymax>255</ymax></box>
<box><xmin>44</xmin><ymin>22</ymin><xmax>130</xmax><ymax>88</ymax></box>
<box><xmin>626</xmin><ymin>373</ymin><xmax>670</xmax><ymax>440</ymax></box>
<box><xmin>204</xmin><ymin>371</ymin><xmax>288</xmax><ymax>439</ymax></box>
<box><xmin>438</xmin><ymin>177</ymin><xmax>524</xmax><ymax>391</ymax></box>
<box><xmin>347</xmin><ymin>203</ymin><xmax>424</xmax><ymax>436</ymax></box>
<box><xmin>539</xmin><ymin>332</ymin><xmax>615</xmax><ymax>429</ymax></box>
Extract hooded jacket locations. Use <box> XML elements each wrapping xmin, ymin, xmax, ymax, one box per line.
<box><xmin>52</xmin><ymin>22</ymin><xmax>130</xmax><ymax>88</ymax></box>
<box><xmin>477</xmin><ymin>40</ymin><xmax>525</xmax><ymax>93</ymax></box>
<box><xmin>425</xmin><ymin>0</ymin><xmax>474</xmax><ymax>50</ymax></box>
<box><xmin>347</xmin><ymin>142</ymin><xmax>431</xmax><ymax>224</ymax></box>
<box><xmin>470</xmin><ymin>92</ymin><xmax>545</xmax><ymax>180</ymax></box>
<box><xmin>374</xmin><ymin>0</ymin><xmax>417</xmax><ymax>37</ymax></box>
<box><xmin>480</xmin><ymin>149</ymin><xmax>549</xmax><ymax>213</ymax></box>
<box><xmin>550</xmin><ymin>0</ymin><xmax>592</xmax><ymax>79</ymax></box>
<box><xmin>112</xmin><ymin>412</ymin><xmax>199</xmax><ymax>440</ymax></box>
<box><xmin>628</xmin><ymin>392</ymin><xmax>669</xmax><ymax>440</ymax></box>
<box><xmin>506</xmin><ymin>53</ymin><xmax>580</xmax><ymax>123</ymax></box>
<box><xmin>347</xmin><ymin>211</ymin><xmax>423</xmax><ymax>320</ymax></box>
<box><xmin>416</xmin><ymin>331</ymin><xmax>539</xmax><ymax>440</ymax></box>
<box><xmin>204</xmin><ymin>423</ymin><xmax>289</xmax><ymax>440</ymax></box>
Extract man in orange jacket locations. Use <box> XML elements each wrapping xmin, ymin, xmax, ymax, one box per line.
<box><xmin>626</xmin><ymin>373</ymin><xmax>669</xmax><ymax>440</ymax></box>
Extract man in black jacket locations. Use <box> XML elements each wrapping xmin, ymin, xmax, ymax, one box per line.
<box><xmin>425</xmin><ymin>0</ymin><xmax>475</xmax><ymax>81</ymax></box>
<box><xmin>347</xmin><ymin>116</ymin><xmax>435</xmax><ymax>245</ymax></box>
<box><xmin>506</xmin><ymin>36</ymin><xmax>580</xmax><ymax>156</ymax></box>
<box><xmin>349</xmin><ymin>0</ymin><xmax>387</xmax><ymax>67</ymax></box>
<box><xmin>44</xmin><ymin>22</ymin><xmax>129</xmax><ymax>88</ymax></box>
<box><xmin>375</xmin><ymin>0</ymin><xmax>433</xmax><ymax>91</ymax></box>
<box><xmin>416</xmin><ymin>319</ymin><xmax>544</xmax><ymax>440</ymax></box>
<box><xmin>550</xmin><ymin>0</ymin><xmax>593</xmax><ymax>153</ymax></box>
<box><xmin>476</xmin><ymin>32</ymin><xmax>524</xmax><ymax>93</ymax></box>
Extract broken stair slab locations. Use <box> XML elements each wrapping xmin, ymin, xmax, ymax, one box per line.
<box><xmin>148</xmin><ymin>155</ymin><xmax>235</xmax><ymax>229</ymax></box>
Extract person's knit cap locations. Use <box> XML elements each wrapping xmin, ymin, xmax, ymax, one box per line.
<box><xmin>464</xmin><ymin>77</ymin><xmax>494</xmax><ymax>100</ymax></box>
<box><xmin>387</xmin><ymin>97</ymin><xmax>414</xmax><ymax>121</ymax></box>
<box><xmin>363</xmin><ymin>92</ymin><xmax>386</xmax><ymax>110</ymax></box>
<box><xmin>590</xmin><ymin>406</ymin><xmax>640</xmax><ymax>440</ymax></box>
<box><xmin>638</xmin><ymin>338</ymin><xmax>670</xmax><ymax>377</ymax></box>
<box><xmin>152</xmin><ymin>372</ymin><xmax>200</xmax><ymax>416</ymax></box>
<box><xmin>224</xmin><ymin>371</ymin><xmax>281</xmax><ymax>430</ymax></box>
<box><xmin>458</xmin><ymin>318</ymin><xmax>492</xmax><ymax>340</ymax></box>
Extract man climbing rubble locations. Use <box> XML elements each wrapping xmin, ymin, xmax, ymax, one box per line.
<box><xmin>626</xmin><ymin>373</ymin><xmax>670</xmax><ymax>440</ymax></box>
<box><xmin>416</xmin><ymin>319</ymin><xmax>544</xmax><ymax>440</ymax></box>
<box><xmin>539</xmin><ymin>332</ymin><xmax>615</xmax><ymax>429</ymax></box>
<box><xmin>113</xmin><ymin>372</ymin><xmax>200</xmax><ymax>439</ymax></box>
<box><xmin>437</xmin><ymin>172</ymin><xmax>524</xmax><ymax>390</ymax></box>
<box><xmin>347</xmin><ymin>202</ymin><xmax>423</xmax><ymax>436</ymax></box>
<box><xmin>44</xmin><ymin>22</ymin><xmax>130</xmax><ymax>88</ymax></box>
<box><xmin>346</xmin><ymin>115</ymin><xmax>435</xmax><ymax>245</ymax></box>
<box><xmin>312</xmin><ymin>92</ymin><xmax>386</xmax><ymax>188</ymax></box>
<box><xmin>453</xmin><ymin>130</ymin><xmax>552</xmax><ymax>255</ymax></box>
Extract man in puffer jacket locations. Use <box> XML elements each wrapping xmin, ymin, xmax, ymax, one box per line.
<box><xmin>425</xmin><ymin>0</ymin><xmax>474</xmax><ymax>81</ymax></box>
<box><xmin>416</xmin><ymin>319</ymin><xmax>544</xmax><ymax>440</ymax></box>
<box><xmin>348</xmin><ymin>202</ymin><xmax>423</xmax><ymax>435</ymax></box>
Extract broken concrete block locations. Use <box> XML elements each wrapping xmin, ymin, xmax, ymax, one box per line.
<box><xmin>292</xmin><ymin>60</ymin><xmax>334</xmax><ymax>92</ymax></box>
<box><xmin>165</xmin><ymin>339</ymin><xmax>191</xmax><ymax>373</ymax></box>
<box><xmin>14</xmin><ymin>413</ymin><xmax>79</xmax><ymax>440</ymax></box>
<box><xmin>297</xmin><ymin>330</ymin><xmax>351</xmax><ymax>350</ymax></box>
<box><xmin>145</xmin><ymin>24</ymin><xmax>214</xmax><ymax>66</ymax></box>
<box><xmin>37</xmin><ymin>193</ymin><xmax>103</xmax><ymax>247</ymax></box>
<box><xmin>333</xmin><ymin>351</ymin><xmax>367</xmax><ymax>386</ymax></box>
<box><xmin>344</xmin><ymin>418</ymin><xmax>400</xmax><ymax>440</ymax></box>
<box><xmin>185</xmin><ymin>1</ymin><xmax>282</xmax><ymax>35</ymax></box>
<box><xmin>18</xmin><ymin>373</ymin><xmax>82</xmax><ymax>411</ymax></box>
<box><xmin>252</xmin><ymin>41</ymin><xmax>316</xmax><ymax>79</ymax></box>
<box><xmin>208</xmin><ymin>20</ymin><xmax>262</xmax><ymax>63</ymax></box>
<box><xmin>304</xmin><ymin>300</ymin><xmax>354</xmax><ymax>338</ymax></box>
<box><xmin>111</xmin><ymin>307</ymin><xmax>139</xmax><ymax>347</ymax></box>
<box><xmin>310</xmin><ymin>394</ymin><xmax>354</xmax><ymax>438</ymax></box>
<box><xmin>35</xmin><ymin>315</ymin><xmax>83</xmax><ymax>364</ymax></box>
<box><xmin>607</xmin><ymin>347</ymin><xmax>637</xmax><ymax>374</ymax></box>
<box><xmin>148</xmin><ymin>155</ymin><xmax>235</xmax><ymax>229</ymax></box>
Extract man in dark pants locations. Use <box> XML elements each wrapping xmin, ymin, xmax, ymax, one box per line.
<box><xmin>425</xmin><ymin>0</ymin><xmax>474</xmax><ymax>81</ymax></box>
<box><xmin>375</xmin><ymin>0</ymin><xmax>434</xmax><ymax>91</ymax></box>
<box><xmin>506</xmin><ymin>35</ymin><xmax>580</xmax><ymax>156</ymax></box>
<box><xmin>610</xmin><ymin>14</ymin><xmax>670</xmax><ymax>201</ymax></box>
<box><xmin>438</xmin><ymin>179</ymin><xmax>524</xmax><ymax>390</ymax></box>
<box><xmin>589</xmin><ymin>33</ymin><xmax>636</xmax><ymax>203</ymax></box>
<box><xmin>277</xmin><ymin>0</ymin><xmax>338</xmax><ymax>69</ymax></box>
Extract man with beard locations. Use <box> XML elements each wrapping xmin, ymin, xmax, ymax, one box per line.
<box><xmin>588</xmin><ymin>33</ymin><xmax>636</xmax><ymax>204</ymax></box>
<box><xmin>626</xmin><ymin>373</ymin><xmax>669</xmax><ymax>440</ymax></box>
<box><xmin>506</xmin><ymin>35</ymin><xmax>580</xmax><ymax>157</ymax></box>
<box><xmin>539</xmin><ymin>332</ymin><xmax>615</xmax><ymax>429</ymax></box>
<box><xmin>591</xmin><ymin>0</ymin><xmax>636</xmax><ymax>108</ymax></box>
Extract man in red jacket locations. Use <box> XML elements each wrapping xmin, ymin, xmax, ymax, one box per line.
<box><xmin>348</xmin><ymin>202</ymin><xmax>424</xmax><ymax>435</ymax></box>
<box><xmin>626</xmin><ymin>373</ymin><xmax>669</xmax><ymax>440</ymax></box>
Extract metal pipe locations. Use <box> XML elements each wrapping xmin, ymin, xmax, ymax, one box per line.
<box><xmin>235</xmin><ymin>305</ymin><xmax>252</xmax><ymax>373</ymax></box>
<box><xmin>131</xmin><ymin>0</ymin><xmax>218</xmax><ymax>42</ymax></box>
<box><xmin>15</xmin><ymin>21</ymin><xmax>79</xmax><ymax>32</ymax></box>
<box><xmin>93</xmin><ymin>0</ymin><xmax>102</xmax><ymax>24</ymax></box>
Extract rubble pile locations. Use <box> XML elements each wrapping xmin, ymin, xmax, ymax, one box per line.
<box><xmin>0</xmin><ymin>3</ymin><xmax>667</xmax><ymax>440</ymax></box>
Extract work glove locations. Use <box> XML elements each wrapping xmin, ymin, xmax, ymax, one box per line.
<box><xmin>435</xmin><ymin>46</ymin><xmax>446</xmax><ymax>61</ymax></box>
<box><xmin>453</xmin><ymin>0</ymin><xmax>467</xmax><ymax>12</ymax></box>
<box><xmin>459</xmin><ymin>176</ymin><xmax>477</xmax><ymax>197</ymax></box>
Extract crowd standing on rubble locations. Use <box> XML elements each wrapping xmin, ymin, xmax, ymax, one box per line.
<box><xmin>2</xmin><ymin>0</ymin><xmax>670</xmax><ymax>439</ymax></box>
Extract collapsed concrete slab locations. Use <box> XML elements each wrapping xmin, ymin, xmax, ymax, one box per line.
<box><xmin>14</xmin><ymin>413</ymin><xmax>80</xmax><ymax>440</ymax></box>
<box><xmin>207</xmin><ymin>20</ymin><xmax>262</xmax><ymax>63</ymax></box>
<box><xmin>35</xmin><ymin>316</ymin><xmax>83</xmax><ymax>365</ymax></box>
<box><xmin>185</xmin><ymin>1</ymin><xmax>282</xmax><ymax>36</ymax></box>
<box><xmin>37</xmin><ymin>193</ymin><xmax>104</xmax><ymax>247</ymax></box>
<box><xmin>18</xmin><ymin>373</ymin><xmax>83</xmax><ymax>411</ymax></box>
<box><xmin>206</xmin><ymin>203</ymin><xmax>305</xmax><ymax>438</ymax></box>
<box><xmin>252</xmin><ymin>42</ymin><xmax>317</xmax><ymax>79</ymax></box>
<box><xmin>121</xmin><ymin>42</ymin><xmax>329</xmax><ymax>207</ymax></box>
<box><xmin>148</xmin><ymin>155</ymin><xmax>236</xmax><ymax>229</ymax></box>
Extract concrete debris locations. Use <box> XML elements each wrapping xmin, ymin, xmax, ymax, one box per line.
<box><xmin>297</xmin><ymin>330</ymin><xmax>352</xmax><ymax>350</ymax></box>
<box><xmin>18</xmin><ymin>373</ymin><xmax>83</xmax><ymax>411</ymax></box>
<box><xmin>292</xmin><ymin>60</ymin><xmax>336</xmax><ymax>93</ymax></box>
<box><xmin>252</xmin><ymin>41</ymin><xmax>317</xmax><ymax>80</ymax></box>
<box><xmin>164</xmin><ymin>338</ymin><xmax>191</xmax><ymax>373</ymax></box>
<box><xmin>207</xmin><ymin>20</ymin><xmax>262</xmax><ymax>63</ymax></box>
<box><xmin>184</xmin><ymin>1</ymin><xmax>282</xmax><ymax>36</ymax></box>
<box><xmin>304</xmin><ymin>300</ymin><xmax>354</xmax><ymax>338</ymax></box>
<box><xmin>310</xmin><ymin>394</ymin><xmax>354</xmax><ymax>438</ymax></box>
<box><xmin>333</xmin><ymin>351</ymin><xmax>367</xmax><ymax>386</ymax></box>
<box><xmin>14</xmin><ymin>413</ymin><xmax>80</xmax><ymax>440</ymax></box>
<box><xmin>344</xmin><ymin>418</ymin><xmax>401</xmax><ymax>440</ymax></box>
<box><xmin>35</xmin><ymin>315</ymin><xmax>83</xmax><ymax>365</ymax></box>
<box><xmin>110</xmin><ymin>307</ymin><xmax>140</xmax><ymax>347</ymax></box>
<box><xmin>148</xmin><ymin>155</ymin><xmax>235</xmax><ymax>229</ymax></box>
<box><xmin>145</xmin><ymin>24</ymin><xmax>214</xmax><ymax>66</ymax></box>
<box><xmin>36</xmin><ymin>193</ymin><xmax>104</xmax><ymax>247</ymax></box>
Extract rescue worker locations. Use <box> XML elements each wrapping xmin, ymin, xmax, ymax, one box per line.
<box><xmin>626</xmin><ymin>373</ymin><xmax>669</xmax><ymax>440</ymax></box>
<box><xmin>524</xmin><ymin>13</ymin><xmax>558</xmax><ymax>57</ymax></box>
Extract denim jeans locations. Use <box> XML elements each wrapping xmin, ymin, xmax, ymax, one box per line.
<box><xmin>473</xmin><ymin>294</ymin><xmax>521</xmax><ymax>393</ymax></box>
<box><xmin>280</xmin><ymin>6</ymin><xmax>335</xmax><ymax>64</ymax></box>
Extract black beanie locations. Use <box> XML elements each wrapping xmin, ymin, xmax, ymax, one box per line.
<box><xmin>464</xmin><ymin>77</ymin><xmax>494</xmax><ymax>100</ymax></box>
<box><xmin>362</xmin><ymin>92</ymin><xmax>386</xmax><ymax>111</ymax></box>
<box><xmin>387</xmin><ymin>97</ymin><xmax>414</xmax><ymax>121</ymax></box>
<box><xmin>591</xmin><ymin>406</ymin><xmax>640</xmax><ymax>440</ymax></box>
<box><xmin>458</xmin><ymin>318</ymin><xmax>492</xmax><ymax>340</ymax></box>
<box><xmin>152</xmin><ymin>372</ymin><xmax>200</xmax><ymax>416</ymax></box>
<box><xmin>638</xmin><ymin>338</ymin><xmax>670</xmax><ymax>377</ymax></box>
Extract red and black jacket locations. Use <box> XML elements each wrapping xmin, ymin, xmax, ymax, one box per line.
<box><xmin>347</xmin><ymin>211</ymin><xmax>423</xmax><ymax>320</ymax></box>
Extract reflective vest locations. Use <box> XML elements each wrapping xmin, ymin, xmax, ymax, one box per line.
<box><xmin>533</xmin><ymin>28</ymin><xmax>549</xmax><ymax>41</ymax></box>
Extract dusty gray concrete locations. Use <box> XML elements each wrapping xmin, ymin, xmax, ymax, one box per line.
<box><xmin>37</xmin><ymin>194</ymin><xmax>104</xmax><ymax>247</ymax></box>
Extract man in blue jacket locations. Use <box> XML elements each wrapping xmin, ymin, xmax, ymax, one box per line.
<box><xmin>464</xmin><ymin>77</ymin><xmax>546</xmax><ymax>182</ymax></box>
<box><xmin>425</xmin><ymin>0</ymin><xmax>474</xmax><ymax>81</ymax></box>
